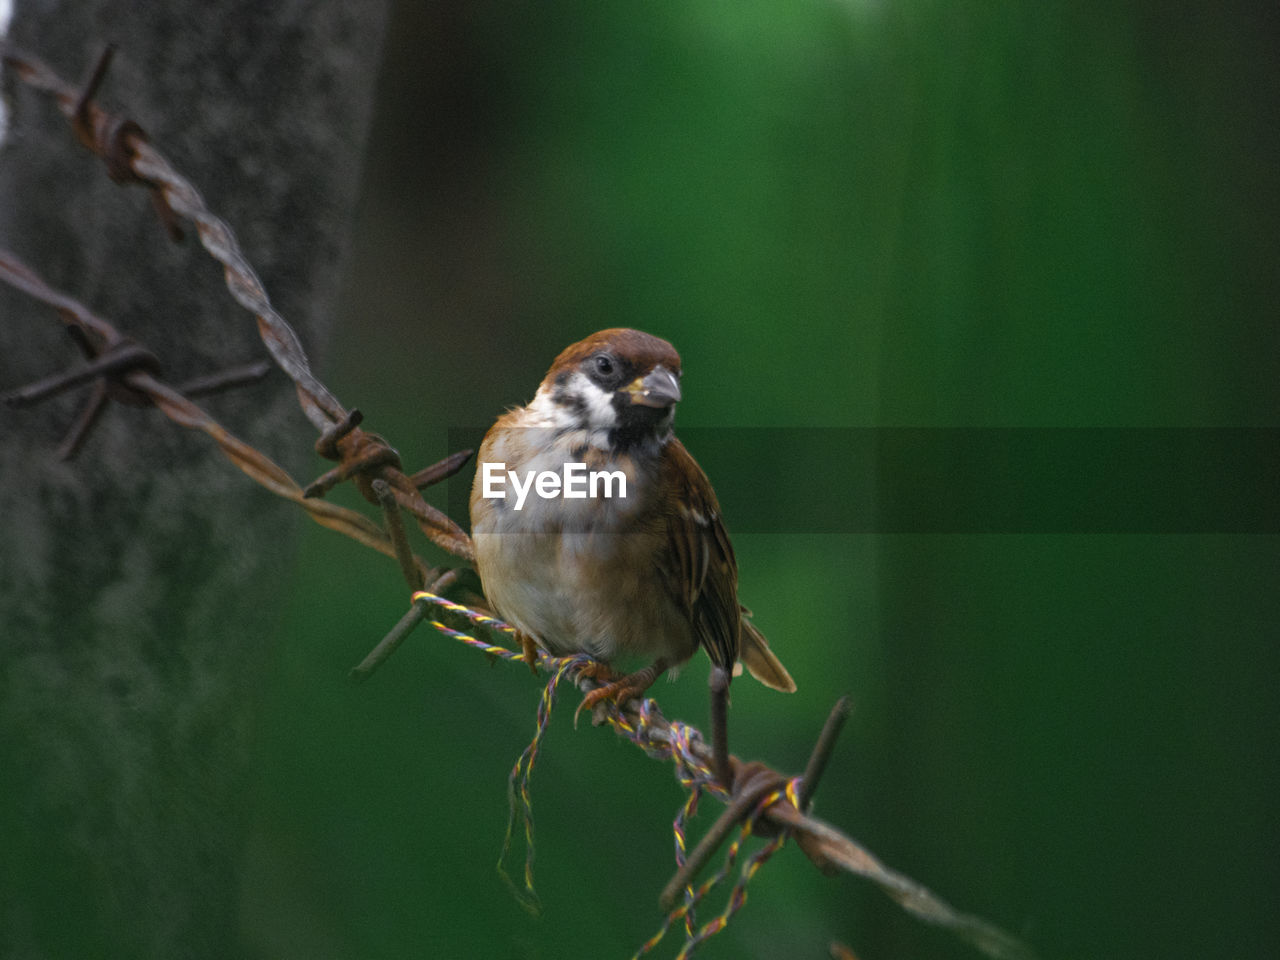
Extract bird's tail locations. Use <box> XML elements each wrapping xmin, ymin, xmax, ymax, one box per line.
<box><xmin>737</xmin><ymin>612</ymin><xmax>797</xmax><ymax>693</ymax></box>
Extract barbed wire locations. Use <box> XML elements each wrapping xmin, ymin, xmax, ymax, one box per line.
<box><xmin>1</xmin><ymin>40</ymin><xmax>1037</xmax><ymax>960</ymax></box>
<box><xmin>0</xmin><ymin>245</ymin><xmax>449</xmax><ymax>580</ymax></box>
<box><xmin>1</xmin><ymin>40</ymin><xmax>473</xmax><ymax>562</ymax></box>
<box><xmin>400</xmin><ymin>591</ymin><xmax>1037</xmax><ymax>960</ymax></box>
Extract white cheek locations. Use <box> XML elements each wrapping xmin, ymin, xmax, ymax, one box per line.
<box><xmin>527</xmin><ymin>376</ymin><xmax>616</xmax><ymax>449</ymax></box>
<box><xmin>572</xmin><ymin>372</ymin><xmax>617</xmax><ymax>432</ymax></box>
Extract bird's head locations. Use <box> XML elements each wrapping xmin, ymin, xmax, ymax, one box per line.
<box><xmin>537</xmin><ymin>328</ymin><xmax>683</xmax><ymax>451</ymax></box>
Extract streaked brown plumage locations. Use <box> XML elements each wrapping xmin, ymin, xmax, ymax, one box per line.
<box><xmin>469</xmin><ymin>329</ymin><xmax>794</xmax><ymax>714</ymax></box>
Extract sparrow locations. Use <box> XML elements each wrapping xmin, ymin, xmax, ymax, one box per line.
<box><xmin>468</xmin><ymin>328</ymin><xmax>795</xmax><ymax>726</ymax></box>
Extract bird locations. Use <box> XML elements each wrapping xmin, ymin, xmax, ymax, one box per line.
<box><xmin>468</xmin><ymin>328</ymin><xmax>795</xmax><ymax>726</ymax></box>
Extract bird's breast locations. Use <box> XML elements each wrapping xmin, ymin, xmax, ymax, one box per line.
<box><xmin>469</xmin><ymin>432</ymin><xmax>694</xmax><ymax>665</ymax></box>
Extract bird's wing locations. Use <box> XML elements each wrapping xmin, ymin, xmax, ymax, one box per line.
<box><xmin>663</xmin><ymin>439</ymin><xmax>741</xmax><ymax>671</ymax></box>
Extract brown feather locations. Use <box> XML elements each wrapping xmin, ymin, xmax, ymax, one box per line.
<box><xmin>546</xmin><ymin>328</ymin><xmax>682</xmax><ymax>382</ymax></box>
<box><xmin>662</xmin><ymin>439</ymin><xmax>740</xmax><ymax>671</ymax></box>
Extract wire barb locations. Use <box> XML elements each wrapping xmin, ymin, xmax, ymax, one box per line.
<box><xmin>346</xmin><ymin>572</ymin><xmax>463</xmax><ymax>682</ymax></box>
<box><xmin>799</xmin><ymin>694</ymin><xmax>851</xmax><ymax>812</ymax></box>
<box><xmin>314</xmin><ymin>407</ymin><xmax>365</xmax><ymax>459</ymax></box>
<box><xmin>176</xmin><ymin>360</ymin><xmax>272</xmax><ymax>398</ymax></box>
<box><xmin>372</xmin><ymin>477</ymin><xmax>426</xmax><ymax>590</ymax></box>
<box><xmin>3</xmin><ymin>341</ymin><xmax>160</xmax><ymax>408</ymax></box>
<box><xmin>410</xmin><ymin>449</ymin><xmax>474</xmax><ymax>489</ymax></box>
<box><xmin>71</xmin><ymin>43</ymin><xmax>116</xmax><ymax>124</ymax></box>
<box><xmin>304</xmin><ymin>435</ymin><xmax>401</xmax><ymax>499</ymax></box>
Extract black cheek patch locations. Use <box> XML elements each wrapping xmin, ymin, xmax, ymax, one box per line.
<box><xmin>552</xmin><ymin>387</ymin><xmax>587</xmax><ymax>418</ymax></box>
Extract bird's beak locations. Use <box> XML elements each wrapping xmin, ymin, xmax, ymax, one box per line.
<box><xmin>626</xmin><ymin>365</ymin><xmax>682</xmax><ymax>408</ymax></box>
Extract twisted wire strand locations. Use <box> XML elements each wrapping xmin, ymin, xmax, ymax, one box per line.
<box><xmin>130</xmin><ymin>141</ymin><xmax>344</xmax><ymax>431</ymax></box>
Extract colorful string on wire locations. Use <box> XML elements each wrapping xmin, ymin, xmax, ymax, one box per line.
<box><xmin>407</xmin><ymin>589</ymin><xmax>798</xmax><ymax>957</ymax></box>
<box><xmin>632</xmin><ymin>783</ymin><xmax>796</xmax><ymax>960</ymax></box>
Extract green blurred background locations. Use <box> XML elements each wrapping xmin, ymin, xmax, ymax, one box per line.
<box><xmin>246</xmin><ymin>2</ymin><xmax>1278</xmax><ymax>959</ymax></box>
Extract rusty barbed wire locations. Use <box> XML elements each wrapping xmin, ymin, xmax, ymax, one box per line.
<box><xmin>0</xmin><ymin>250</ymin><xmax>443</xmax><ymax>576</ymax></box>
<box><xmin>395</xmin><ymin>592</ymin><xmax>1038</xmax><ymax>960</ymax></box>
<box><xmin>0</xmin><ymin>39</ymin><xmax>473</xmax><ymax>562</ymax></box>
<box><xmin>1</xmin><ymin>40</ymin><xmax>1038</xmax><ymax>960</ymax></box>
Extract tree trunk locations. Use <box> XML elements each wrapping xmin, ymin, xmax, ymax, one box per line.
<box><xmin>0</xmin><ymin>3</ymin><xmax>388</xmax><ymax>956</ymax></box>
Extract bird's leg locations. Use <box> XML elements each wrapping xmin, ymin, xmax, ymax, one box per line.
<box><xmin>709</xmin><ymin>666</ymin><xmax>733</xmax><ymax>791</ymax></box>
<box><xmin>516</xmin><ymin>631</ymin><xmax>540</xmax><ymax>676</ymax></box>
<box><xmin>574</xmin><ymin>657</ymin><xmax>671</xmax><ymax>726</ymax></box>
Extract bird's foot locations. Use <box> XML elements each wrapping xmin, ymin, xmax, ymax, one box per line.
<box><xmin>573</xmin><ymin>659</ymin><xmax>668</xmax><ymax>727</ymax></box>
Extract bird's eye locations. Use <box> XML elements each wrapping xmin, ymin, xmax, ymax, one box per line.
<box><xmin>593</xmin><ymin>355</ymin><xmax>614</xmax><ymax>376</ymax></box>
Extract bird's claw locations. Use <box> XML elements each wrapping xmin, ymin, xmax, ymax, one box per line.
<box><xmin>517</xmin><ymin>632</ymin><xmax>540</xmax><ymax>676</ymax></box>
<box><xmin>573</xmin><ymin>678</ymin><xmax>633</xmax><ymax>728</ymax></box>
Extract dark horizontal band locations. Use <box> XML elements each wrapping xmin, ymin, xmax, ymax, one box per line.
<box><xmin>447</xmin><ymin>427</ymin><xmax>1280</xmax><ymax>534</ymax></box>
